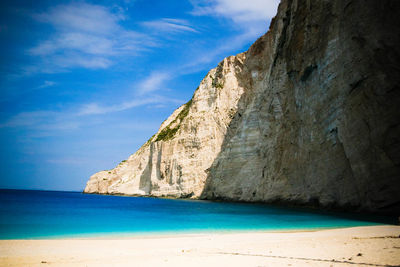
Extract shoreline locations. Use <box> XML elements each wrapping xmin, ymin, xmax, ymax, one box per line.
<box><xmin>1</xmin><ymin>223</ymin><xmax>386</xmax><ymax>240</ymax></box>
<box><xmin>2</xmin><ymin>225</ymin><xmax>399</xmax><ymax>266</ymax></box>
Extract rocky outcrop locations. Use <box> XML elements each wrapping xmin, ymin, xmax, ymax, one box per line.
<box><xmin>85</xmin><ymin>0</ymin><xmax>400</xmax><ymax>213</ymax></box>
<box><xmin>84</xmin><ymin>54</ymin><xmax>247</xmax><ymax>198</ymax></box>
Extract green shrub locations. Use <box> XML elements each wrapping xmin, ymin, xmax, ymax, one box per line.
<box><xmin>155</xmin><ymin>125</ymin><xmax>180</xmax><ymax>142</ymax></box>
<box><xmin>144</xmin><ymin>133</ymin><xmax>156</xmax><ymax>146</ymax></box>
<box><xmin>215</xmin><ymin>82</ymin><xmax>224</xmax><ymax>89</ymax></box>
<box><xmin>155</xmin><ymin>98</ymin><xmax>193</xmax><ymax>142</ymax></box>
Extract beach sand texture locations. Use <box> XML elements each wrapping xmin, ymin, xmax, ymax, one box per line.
<box><xmin>1</xmin><ymin>225</ymin><xmax>399</xmax><ymax>267</ymax></box>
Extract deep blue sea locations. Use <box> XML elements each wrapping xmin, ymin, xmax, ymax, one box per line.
<box><xmin>0</xmin><ymin>189</ymin><xmax>395</xmax><ymax>239</ymax></box>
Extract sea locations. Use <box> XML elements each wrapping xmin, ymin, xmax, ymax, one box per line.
<box><xmin>0</xmin><ymin>189</ymin><xmax>396</xmax><ymax>239</ymax></box>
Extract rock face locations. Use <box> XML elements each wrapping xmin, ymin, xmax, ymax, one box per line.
<box><xmin>84</xmin><ymin>54</ymin><xmax>247</xmax><ymax>198</ymax></box>
<box><xmin>85</xmin><ymin>0</ymin><xmax>400</xmax><ymax>213</ymax></box>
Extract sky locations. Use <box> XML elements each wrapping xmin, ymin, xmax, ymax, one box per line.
<box><xmin>0</xmin><ymin>0</ymin><xmax>280</xmax><ymax>191</ymax></box>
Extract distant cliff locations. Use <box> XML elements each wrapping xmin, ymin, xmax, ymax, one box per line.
<box><xmin>85</xmin><ymin>0</ymin><xmax>400</xmax><ymax>214</ymax></box>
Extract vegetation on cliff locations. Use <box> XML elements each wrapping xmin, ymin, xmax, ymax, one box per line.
<box><xmin>155</xmin><ymin>98</ymin><xmax>193</xmax><ymax>142</ymax></box>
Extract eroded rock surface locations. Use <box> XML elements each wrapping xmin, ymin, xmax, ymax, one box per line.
<box><xmin>84</xmin><ymin>54</ymin><xmax>247</xmax><ymax>198</ymax></box>
<box><xmin>85</xmin><ymin>0</ymin><xmax>400</xmax><ymax>213</ymax></box>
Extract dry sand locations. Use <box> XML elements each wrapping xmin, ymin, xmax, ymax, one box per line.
<box><xmin>1</xmin><ymin>225</ymin><xmax>399</xmax><ymax>267</ymax></box>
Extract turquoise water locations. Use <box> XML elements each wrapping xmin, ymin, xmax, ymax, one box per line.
<box><xmin>0</xmin><ymin>189</ymin><xmax>395</xmax><ymax>239</ymax></box>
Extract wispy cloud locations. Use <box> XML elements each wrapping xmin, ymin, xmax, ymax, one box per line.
<box><xmin>142</xmin><ymin>18</ymin><xmax>198</xmax><ymax>33</ymax></box>
<box><xmin>33</xmin><ymin>3</ymin><xmax>125</xmax><ymax>35</ymax></box>
<box><xmin>38</xmin><ymin>80</ymin><xmax>56</xmax><ymax>88</ymax></box>
<box><xmin>78</xmin><ymin>95</ymin><xmax>178</xmax><ymax>115</ymax></box>
<box><xmin>190</xmin><ymin>0</ymin><xmax>280</xmax><ymax>23</ymax></box>
<box><xmin>0</xmin><ymin>111</ymin><xmax>59</xmax><ymax>129</ymax></box>
<box><xmin>136</xmin><ymin>72</ymin><xmax>171</xmax><ymax>95</ymax></box>
<box><xmin>179</xmin><ymin>28</ymin><xmax>261</xmax><ymax>74</ymax></box>
<box><xmin>75</xmin><ymin>71</ymin><xmax>180</xmax><ymax>116</ymax></box>
<box><xmin>27</xmin><ymin>2</ymin><xmax>154</xmax><ymax>72</ymax></box>
<box><xmin>182</xmin><ymin>0</ymin><xmax>279</xmax><ymax>73</ymax></box>
<box><xmin>0</xmin><ymin>94</ymin><xmax>183</xmax><ymax>133</ymax></box>
<box><xmin>1</xmin><ymin>1</ymin><xmax>280</xmax><ymax>136</ymax></box>
<box><xmin>0</xmin><ymin>110</ymin><xmax>80</xmax><ymax>135</ymax></box>
<box><xmin>190</xmin><ymin>0</ymin><xmax>279</xmax><ymax>43</ymax></box>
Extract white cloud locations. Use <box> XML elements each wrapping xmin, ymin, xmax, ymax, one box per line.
<box><xmin>28</xmin><ymin>2</ymin><xmax>154</xmax><ymax>72</ymax></box>
<box><xmin>190</xmin><ymin>0</ymin><xmax>279</xmax><ymax>43</ymax></box>
<box><xmin>38</xmin><ymin>80</ymin><xmax>56</xmax><ymax>88</ymax></box>
<box><xmin>0</xmin><ymin>111</ymin><xmax>58</xmax><ymax>128</ymax></box>
<box><xmin>0</xmin><ymin>94</ymin><xmax>182</xmax><ymax>134</ymax></box>
<box><xmin>182</xmin><ymin>0</ymin><xmax>280</xmax><ymax>74</ymax></box>
<box><xmin>29</xmin><ymin>33</ymin><xmax>112</xmax><ymax>56</ymax></box>
<box><xmin>0</xmin><ymin>110</ymin><xmax>79</xmax><ymax>134</ymax></box>
<box><xmin>179</xmin><ymin>28</ymin><xmax>261</xmax><ymax>74</ymax></box>
<box><xmin>33</xmin><ymin>3</ymin><xmax>124</xmax><ymax>35</ymax></box>
<box><xmin>53</xmin><ymin>54</ymin><xmax>112</xmax><ymax>69</ymax></box>
<box><xmin>191</xmin><ymin>0</ymin><xmax>280</xmax><ymax>23</ymax></box>
<box><xmin>78</xmin><ymin>98</ymin><xmax>158</xmax><ymax>115</ymax></box>
<box><xmin>136</xmin><ymin>72</ymin><xmax>171</xmax><ymax>95</ymax></box>
<box><xmin>0</xmin><ymin>67</ymin><xmax>184</xmax><ymax>137</ymax></box>
<box><xmin>142</xmin><ymin>18</ymin><xmax>198</xmax><ymax>33</ymax></box>
<box><xmin>78</xmin><ymin>95</ymin><xmax>182</xmax><ymax>116</ymax></box>
<box><xmin>76</xmin><ymin>71</ymin><xmax>180</xmax><ymax>116</ymax></box>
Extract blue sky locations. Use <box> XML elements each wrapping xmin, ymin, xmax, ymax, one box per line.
<box><xmin>0</xmin><ymin>0</ymin><xmax>279</xmax><ymax>191</ymax></box>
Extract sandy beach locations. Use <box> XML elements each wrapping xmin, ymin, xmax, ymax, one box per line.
<box><xmin>1</xmin><ymin>225</ymin><xmax>399</xmax><ymax>267</ymax></box>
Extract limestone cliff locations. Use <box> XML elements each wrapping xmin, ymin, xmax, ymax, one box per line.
<box><xmin>85</xmin><ymin>0</ymin><xmax>400</xmax><ymax>213</ymax></box>
<box><xmin>84</xmin><ymin>54</ymin><xmax>247</xmax><ymax>198</ymax></box>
